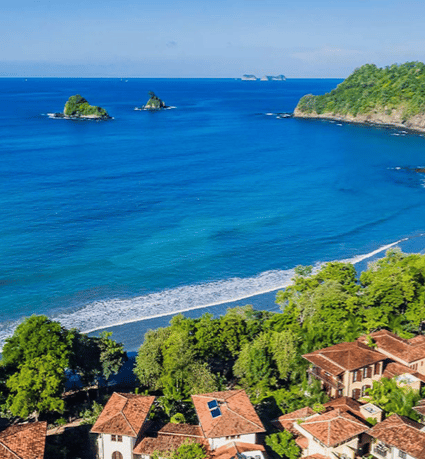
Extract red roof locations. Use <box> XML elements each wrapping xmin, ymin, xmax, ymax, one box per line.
<box><xmin>303</xmin><ymin>341</ymin><xmax>385</xmax><ymax>376</ymax></box>
<box><xmin>299</xmin><ymin>409</ymin><xmax>368</xmax><ymax>447</ymax></box>
<box><xmin>360</xmin><ymin>330</ymin><xmax>425</xmax><ymax>364</ymax></box>
<box><xmin>383</xmin><ymin>361</ymin><xmax>425</xmax><ymax>382</ymax></box>
<box><xmin>368</xmin><ymin>414</ymin><xmax>425</xmax><ymax>458</ymax></box>
<box><xmin>211</xmin><ymin>441</ymin><xmax>265</xmax><ymax>459</ymax></box>
<box><xmin>192</xmin><ymin>390</ymin><xmax>265</xmax><ymax>438</ymax></box>
<box><xmin>0</xmin><ymin>422</ymin><xmax>47</xmax><ymax>459</ymax></box>
<box><xmin>324</xmin><ymin>396</ymin><xmax>363</xmax><ymax>418</ymax></box>
<box><xmin>91</xmin><ymin>392</ymin><xmax>155</xmax><ymax>437</ymax></box>
<box><xmin>133</xmin><ymin>423</ymin><xmax>207</xmax><ymax>456</ymax></box>
<box><xmin>272</xmin><ymin>406</ymin><xmax>315</xmax><ymax>432</ymax></box>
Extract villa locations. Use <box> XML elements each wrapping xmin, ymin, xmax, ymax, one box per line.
<box><xmin>303</xmin><ymin>330</ymin><xmax>425</xmax><ymax>399</ymax></box>
<box><xmin>91</xmin><ymin>390</ymin><xmax>266</xmax><ymax>459</ymax></box>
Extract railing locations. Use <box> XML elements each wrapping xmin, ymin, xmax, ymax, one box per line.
<box><xmin>309</xmin><ymin>367</ymin><xmax>344</xmax><ymax>389</ymax></box>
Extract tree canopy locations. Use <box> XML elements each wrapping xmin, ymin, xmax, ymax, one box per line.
<box><xmin>296</xmin><ymin>62</ymin><xmax>425</xmax><ymax>119</ymax></box>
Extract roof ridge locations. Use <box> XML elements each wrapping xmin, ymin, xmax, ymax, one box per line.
<box><xmin>0</xmin><ymin>440</ymin><xmax>23</xmax><ymax>459</ymax></box>
<box><xmin>316</xmin><ymin>353</ymin><xmax>346</xmax><ymax>372</ymax></box>
<box><xmin>120</xmin><ymin>399</ymin><xmax>137</xmax><ymax>437</ymax></box>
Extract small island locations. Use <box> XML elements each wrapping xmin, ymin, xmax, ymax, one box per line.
<box><xmin>48</xmin><ymin>94</ymin><xmax>111</xmax><ymax>120</ymax></box>
<box><xmin>241</xmin><ymin>74</ymin><xmax>286</xmax><ymax>81</ymax></box>
<box><xmin>135</xmin><ymin>91</ymin><xmax>168</xmax><ymax>110</ymax></box>
<box><xmin>294</xmin><ymin>61</ymin><xmax>425</xmax><ymax>132</ymax></box>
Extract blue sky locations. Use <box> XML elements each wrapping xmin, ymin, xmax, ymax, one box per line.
<box><xmin>2</xmin><ymin>0</ymin><xmax>425</xmax><ymax>77</ymax></box>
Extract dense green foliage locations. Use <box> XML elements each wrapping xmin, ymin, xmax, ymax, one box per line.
<box><xmin>265</xmin><ymin>431</ymin><xmax>300</xmax><ymax>459</ymax></box>
<box><xmin>296</xmin><ymin>62</ymin><xmax>425</xmax><ymax>119</ymax></box>
<box><xmin>151</xmin><ymin>440</ymin><xmax>206</xmax><ymax>459</ymax></box>
<box><xmin>0</xmin><ymin>316</ymin><xmax>126</xmax><ymax>420</ymax></box>
<box><xmin>366</xmin><ymin>378</ymin><xmax>423</xmax><ymax>420</ymax></box>
<box><xmin>64</xmin><ymin>94</ymin><xmax>109</xmax><ymax>117</ymax></box>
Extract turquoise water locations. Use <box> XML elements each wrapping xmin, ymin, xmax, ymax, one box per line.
<box><xmin>1</xmin><ymin>78</ymin><xmax>425</xmax><ymax>347</ymax></box>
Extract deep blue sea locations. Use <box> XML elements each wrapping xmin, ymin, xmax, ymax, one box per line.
<box><xmin>1</xmin><ymin>77</ymin><xmax>425</xmax><ymax>349</ymax></box>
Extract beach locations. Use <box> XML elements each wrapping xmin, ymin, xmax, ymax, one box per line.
<box><xmin>88</xmin><ymin>234</ymin><xmax>425</xmax><ymax>352</ymax></box>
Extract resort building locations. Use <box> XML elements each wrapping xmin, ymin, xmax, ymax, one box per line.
<box><xmin>272</xmin><ymin>397</ymin><xmax>375</xmax><ymax>458</ymax></box>
<box><xmin>368</xmin><ymin>414</ymin><xmax>425</xmax><ymax>459</ymax></box>
<box><xmin>0</xmin><ymin>421</ymin><xmax>47</xmax><ymax>459</ymax></box>
<box><xmin>303</xmin><ymin>330</ymin><xmax>425</xmax><ymax>399</ymax></box>
<box><xmin>92</xmin><ymin>390</ymin><xmax>266</xmax><ymax>459</ymax></box>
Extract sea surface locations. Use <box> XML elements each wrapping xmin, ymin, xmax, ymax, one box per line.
<box><xmin>1</xmin><ymin>77</ymin><xmax>425</xmax><ymax>350</ymax></box>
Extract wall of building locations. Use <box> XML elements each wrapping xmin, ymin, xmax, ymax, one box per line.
<box><xmin>99</xmin><ymin>433</ymin><xmax>135</xmax><ymax>459</ymax></box>
<box><xmin>208</xmin><ymin>433</ymin><xmax>256</xmax><ymax>450</ymax></box>
<box><xmin>371</xmin><ymin>440</ymin><xmax>415</xmax><ymax>459</ymax></box>
<box><xmin>343</xmin><ymin>362</ymin><xmax>384</xmax><ymax>398</ymax></box>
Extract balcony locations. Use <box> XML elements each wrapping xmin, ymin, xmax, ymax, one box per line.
<box><xmin>309</xmin><ymin>367</ymin><xmax>344</xmax><ymax>389</ymax></box>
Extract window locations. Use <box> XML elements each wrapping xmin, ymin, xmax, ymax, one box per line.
<box><xmin>117</xmin><ymin>435</ymin><xmax>122</xmax><ymax>442</ymax></box>
<box><xmin>111</xmin><ymin>435</ymin><xmax>116</xmax><ymax>441</ymax></box>
<box><xmin>112</xmin><ymin>452</ymin><xmax>123</xmax><ymax>459</ymax></box>
<box><xmin>399</xmin><ymin>450</ymin><xmax>407</xmax><ymax>459</ymax></box>
<box><xmin>353</xmin><ymin>371</ymin><xmax>357</xmax><ymax>382</ymax></box>
<box><xmin>374</xmin><ymin>362</ymin><xmax>380</xmax><ymax>375</ymax></box>
<box><xmin>363</xmin><ymin>367</ymin><xmax>368</xmax><ymax>378</ymax></box>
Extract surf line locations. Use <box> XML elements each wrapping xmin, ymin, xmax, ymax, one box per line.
<box><xmin>82</xmin><ymin>238</ymin><xmax>407</xmax><ymax>335</ymax></box>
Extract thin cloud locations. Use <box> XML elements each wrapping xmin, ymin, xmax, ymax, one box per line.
<box><xmin>291</xmin><ymin>47</ymin><xmax>364</xmax><ymax>64</ymax></box>
<box><xmin>166</xmin><ymin>41</ymin><xmax>178</xmax><ymax>48</ymax></box>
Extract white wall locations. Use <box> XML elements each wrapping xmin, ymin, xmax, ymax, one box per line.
<box><xmin>208</xmin><ymin>433</ymin><xmax>256</xmax><ymax>450</ymax></box>
<box><xmin>99</xmin><ymin>433</ymin><xmax>135</xmax><ymax>459</ymax></box>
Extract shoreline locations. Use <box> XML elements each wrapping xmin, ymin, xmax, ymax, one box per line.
<box><xmin>87</xmin><ymin>236</ymin><xmax>425</xmax><ymax>352</ymax></box>
<box><xmin>293</xmin><ymin>110</ymin><xmax>425</xmax><ymax>134</ymax></box>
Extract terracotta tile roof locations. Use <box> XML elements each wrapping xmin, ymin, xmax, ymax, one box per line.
<box><xmin>210</xmin><ymin>441</ymin><xmax>265</xmax><ymax>459</ymax></box>
<box><xmin>271</xmin><ymin>407</ymin><xmax>315</xmax><ymax>432</ymax></box>
<box><xmin>91</xmin><ymin>392</ymin><xmax>155</xmax><ymax>437</ymax></box>
<box><xmin>192</xmin><ymin>390</ymin><xmax>265</xmax><ymax>438</ymax></box>
<box><xmin>299</xmin><ymin>409</ymin><xmax>368</xmax><ymax>447</ymax></box>
<box><xmin>133</xmin><ymin>431</ymin><xmax>207</xmax><ymax>456</ymax></box>
<box><xmin>157</xmin><ymin>423</ymin><xmax>204</xmax><ymax>437</ymax></box>
<box><xmin>360</xmin><ymin>330</ymin><xmax>425</xmax><ymax>364</ymax></box>
<box><xmin>303</xmin><ymin>455</ymin><xmax>328</xmax><ymax>459</ymax></box>
<box><xmin>0</xmin><ymin>422</ymin><xmax>47</xmax><ymax>459</ymax></box>
<box><xmin>295</xmin><ymin>434</ymin><xmax>308</xmax><ymax>449</ymax></box>
<box><xmin>383</xmin><ymin>361</ymin><xmax>425</xmax><ymax>383</ymax></box>
<box><xmin>303</xmin><ymin>341</ymin><xmax>385</xmax><ymax>376</ymax></box>
<box><xmin>368</xmin><ymin>414</ymin><xmax>425</xmax><ymax>458</ymax></box>
<box><xmin>324</xmin><ymin>396</ymin><xmax>362</xmax><ymax>416</ymax></box>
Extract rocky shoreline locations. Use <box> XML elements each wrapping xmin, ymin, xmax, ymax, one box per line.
<box><xmin>293</xmin><ymin>107</ymin><xmax>425</xmax><ymax>133</ymax></box>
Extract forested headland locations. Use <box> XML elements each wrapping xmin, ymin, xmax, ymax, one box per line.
<box><xmin>294</xmin><ymin>62</ymin><xmax>425</xmax><ymax>131</ymax></box>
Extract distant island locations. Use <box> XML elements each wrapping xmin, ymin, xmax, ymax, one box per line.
<box><xmin>48</xmin><ymin>95</ymin><xmax>110</xmax><ymax>120</ymax></box>
<box><xmin>294</xmin><ymin>62</ymin><xmax>425</xmax><ymax>132</ymax></box>
<box><xmin>135</xmin><ymin>91</ymin><xmax>168</xmax><ymax>110</ymax></box>
<box><xmin>241</xmin><ymin>74</ymin><xmax>286</xmax><ymax>81</ymax></box>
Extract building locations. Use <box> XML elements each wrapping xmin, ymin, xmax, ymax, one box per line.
<box><xmin>303</xmin><ymin>331</ymin><xmax>425</xmax><ymax>399</ymax></box>
<box><xmin>303</xmin><ymin>341</ymin><xmax>386</xmax><ymax>399</ymax></box>
<box><xmin>92</xmin><ymin>390</ymin><xmax>266</xmax><ymax>459</ymax></box>
<box><xmin>91</xmin><ymin>392</ymin><xmax>155</xmax><ymax>459</ymax></box>
<box><xmin>368</xmin><ymin>414</ymin><xmax>425</xmax><ymax>459</ymax></box>
<box><xmin>191</xmin><ymin>390</ymin><xmax>266</xmax><ymax>459</ymax></box>
<box><xmin>0</xmin><ymin>421</ymin><xmax>47</xmax><ymax>459</ymax></box>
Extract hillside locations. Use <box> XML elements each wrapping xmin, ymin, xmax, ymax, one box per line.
<box><xmin>294</xmin><ymin>62</ymin><xmax>425</xmax><ymax>131</ymax></box>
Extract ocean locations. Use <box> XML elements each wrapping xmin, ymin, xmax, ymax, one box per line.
<box><xmin>1</xmin><ymin>77</ymin><xmax>425</xmax><ymax>351</ymax></box>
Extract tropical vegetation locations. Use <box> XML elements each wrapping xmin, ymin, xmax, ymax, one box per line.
<box><xmin>63</xmin><ymin>94</ymin><xmax>109</xmax><ymax>118</ymax></box>
<box><xmin>296</xmin><ymin>61</ymin><xmax>425</xmax><ymax>120</ymax></box>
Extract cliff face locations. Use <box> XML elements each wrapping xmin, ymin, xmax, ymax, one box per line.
<box><xmin>293</xmin><ymin>106</ymin><xmax>425</xmax><ymax>132</ymax></box>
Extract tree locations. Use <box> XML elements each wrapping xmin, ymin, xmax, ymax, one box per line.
<box><xmin>97</xmin><ymin>331</ymin><xmax>127</xmax><ymax>381</ymax></box>
<box><xmin>265</xmin><ymin>431</ymin><xmax>300</xmax><ymax>459</ymax></box>
<box><xmin>151</xmin><ymin>440</ymin><xmax>207</xmax><ymax>459</ymax></box>
<box><xmin>2</xmin><ymin>316</ymin><xmax>73</xmax><ymax>420</ymax></box>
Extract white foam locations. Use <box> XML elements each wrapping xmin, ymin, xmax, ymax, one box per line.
<box><xmin>0</xmin><ymin>237</ymin><xmax>412</xmax><ymax>349</ymax></box>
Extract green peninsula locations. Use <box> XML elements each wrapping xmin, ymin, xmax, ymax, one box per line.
<box><xmin>49</xmin><ymin>94</ymin><xmax>110</xmax><ymax>119</ymax></box>
<box><xmin>294</xmin><ymin>62</ymin><xmax>425</xmax><ymax>131</ymax></box>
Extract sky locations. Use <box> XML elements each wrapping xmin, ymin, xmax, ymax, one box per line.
<box><xmin>2</xmin><ymin>0</ymin><xmax>425</xmax><ymax>78</ymax></box>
